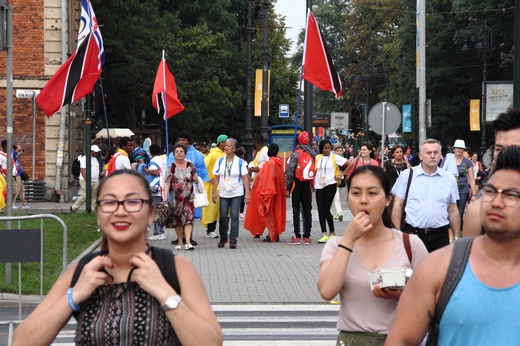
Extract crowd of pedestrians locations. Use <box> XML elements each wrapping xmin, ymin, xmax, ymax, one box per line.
<box><xmin>17</xmin><ymin>107</ymin><xmax>519</xmax><ymax>345</ymax></box>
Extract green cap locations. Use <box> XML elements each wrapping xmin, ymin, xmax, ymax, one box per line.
<box><xmin>216</xmin><ymin>134</ymin><xmax>228</xmax><ymax>144</ymax></box>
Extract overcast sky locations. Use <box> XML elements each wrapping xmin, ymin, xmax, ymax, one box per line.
<box><xmin>274</xmin><ymin>0</ymin><xmax>307</xmax><ymax>54</ymax></box>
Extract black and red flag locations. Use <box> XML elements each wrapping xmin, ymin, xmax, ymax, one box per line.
<box><xmin>37</xmin><ymin>0</ymin><xmax>105</xmax><ymax>118</ymax></box>
<box><xmin>302</xmin><ymin>11</ymin><xmax>342</xmax><ymax>98</ymax></box>
<box><xmin>152</xmin><ymin>52</ymin><xmax>185</xmax><ymax>119</ymax></box>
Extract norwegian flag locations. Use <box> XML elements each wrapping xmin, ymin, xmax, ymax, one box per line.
<box><xmin>152</xmin><ymin>53</ymin><xmax>184</xmax><ymax>119</ymax></box>
<box><xmin>37</xmin><ymin>0</ymin><xmax>105</xmax><ymax>118</ymax></box>
<box><xmin>302</xmin><ymin>11</ymin><xmax>342</xmax><ymax>98</ymax></box>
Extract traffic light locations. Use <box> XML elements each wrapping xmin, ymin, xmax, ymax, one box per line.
<box><xmin>351</xmin><ymin>107</ymin><xmax>361</xmax><ymax>134</ymax></box>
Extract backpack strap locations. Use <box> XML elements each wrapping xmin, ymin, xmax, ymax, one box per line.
<box><xmin>70</xmin><ymin>247</ymin><xmax>181</xmax><ymax>297</ymax></box>
<box><xmin>426</xmin><ymin>237</ymin><xmax>473</xmax><ymax>344</ymax></box>
<box><xmin>403</xmin><ymin>232</ymin><xmax>412</xmax><ymax>264</ymax></box>
<box><xmin>400</xmin><ymin>168</ymin><xmax>414</xmax><ymax>230</ymax></box>
<box><xmin>150</xmin><ymin>246</ymin><xmax>181</xmax><ymax>294</ymax></box>
<box><xmin>435</xmin><ymin>238</ymin><xmax>473</xmax><ymax>323</ymax></box>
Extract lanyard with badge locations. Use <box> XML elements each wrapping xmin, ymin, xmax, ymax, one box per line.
<box><xmin>223</xmin><ymin>159</ymin><xmax>233</xmax><ymax>191</ymax></box>
<box><xmin>320</xmin><ymin>155</ymin><xmax>330</xmax><ymax>185</ymax></box>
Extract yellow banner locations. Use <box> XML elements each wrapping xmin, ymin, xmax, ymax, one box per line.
<box><xmin>254</xmin><ymin>69</ymin><xmax>270</xmax><ymax>117</ymax></box>
<box><xmin>469</xmin><ymin>99</ymin><xmax>480</xmax><ymax>131</ymax></box>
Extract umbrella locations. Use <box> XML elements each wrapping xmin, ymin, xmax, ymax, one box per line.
<box><xmin>95</xmin><ymin>128</ymin><xmax>134</xmax><ymax>139</ymax></box>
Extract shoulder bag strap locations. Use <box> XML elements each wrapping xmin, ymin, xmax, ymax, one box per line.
<box><xmin>403</xmin><ymin>232</ymin><xmax>412</xmax><ymax>264</ymax></box>
<box><xmin>400</xmin><ymin>168</ymin><xmax>413</xmax><ymax>230</ymax></box>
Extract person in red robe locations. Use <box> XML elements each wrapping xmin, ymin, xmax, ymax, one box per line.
<box><xmin>244</xmin><ymin>144</ymin><xmax>286</xmax><ymax>242</ymax></box>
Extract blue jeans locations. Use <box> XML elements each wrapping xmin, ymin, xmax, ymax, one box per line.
<box><xmin>152</xmin><ymin>196</ymin><xmax>164</xmax><ymax>235</ymax></box>
<box><xmin>219</xmin><ymin>196</ymin><xmax>242</xmax><ymax>244</ymax></box>
<box><xmin>457</xmin><ymin>192</ymin><xmax>469</xmax><ymax>228</ymax></box>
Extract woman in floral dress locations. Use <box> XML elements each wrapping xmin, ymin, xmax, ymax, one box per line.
<box><xmin>164</xmin><ymin>143</ymin><xmax>199</xmax><ymax>250</ymax></box>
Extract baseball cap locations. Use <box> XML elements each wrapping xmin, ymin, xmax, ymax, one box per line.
<box><xmin>91</xmin><ymin>145</ymin><xmax>101</xmax><ymax>152</ymax></box>
<box><xmin>216</xmin><ymin>134</ymin><xmax>228</xmax><ymax>145</ymax></box>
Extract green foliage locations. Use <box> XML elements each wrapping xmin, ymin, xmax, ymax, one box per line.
<box><xmin>0</xmin><ymin>213</ymin><xmax>99</xmax><ymax>295</ymax></box>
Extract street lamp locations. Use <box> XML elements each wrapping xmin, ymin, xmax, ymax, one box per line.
<box><xmin>462</xmin><ymin>21</ymin><xmax>506</xmax><ymax>160</ymax></box>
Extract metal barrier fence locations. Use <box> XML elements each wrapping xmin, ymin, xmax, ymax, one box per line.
<box><xmin>0</xmin><ymin>214</ymin><xmax>68</xmax><ymax>345</ymax></box>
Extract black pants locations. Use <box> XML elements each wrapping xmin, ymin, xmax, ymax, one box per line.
<box><xmin>316</xmin><ymin>183</ymin><xmax>337</xmax><ymax>235</ymax></box>
<box><xmin>291</xmin><ymin>180</ymin><xmax>312</xmax><ymax>238</ymax></box>
<box><xmin>405</xmin><ymin>224</ymin><xmax>449</xmax><ymax>253</ymax></box>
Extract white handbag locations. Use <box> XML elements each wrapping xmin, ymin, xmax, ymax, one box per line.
<box><xmin>193</xmin><ymin>177</ymin><xmax>209</xmax><ymax>208</ymax></box>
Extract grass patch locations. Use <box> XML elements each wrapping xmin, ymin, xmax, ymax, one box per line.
<box><xmin>0</xmin><ymin>213</ymin><xmax>100</xmax><ymax>295</ymax></box>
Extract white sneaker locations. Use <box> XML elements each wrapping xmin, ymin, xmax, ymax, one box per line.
<box><xmin>24</xmin><ymin>204</ymin><xmax>30</xmax><ymax>208</ymax></box>
<box><xmin>206</xmin><ymin>231</ymin><xmax>219</xmax><ymax>238</ymax></box>
<box><xmin>148</xmin><ymin>234</ymin><xmax>166</xmax><ymax>241</ymax></box>
<box><xmin>12</xmin><ymin>205</ymin><xmax>19</xmax><ymax>209</ymax></box>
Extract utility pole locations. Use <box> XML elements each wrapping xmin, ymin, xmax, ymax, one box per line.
<box><xmin>417</xmin><ymin>0</ymin><xmax>427</xmax><ymax>144</ymax></box>
<box><xmin>303</xmin><ymin>0</ymin><xmax>313</xmax><ymax>144</ymax></box>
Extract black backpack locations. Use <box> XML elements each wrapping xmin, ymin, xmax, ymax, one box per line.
<box><xmin>71</xmin><ymin>156</ymin><xmax>82</xmax><ymax>179</ymax></box>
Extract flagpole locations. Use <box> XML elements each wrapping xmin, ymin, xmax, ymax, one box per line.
<box><xmin>162</xmin><ymin>50</ymin><xmax>170</xmax><ymax>156</ymax></box>
<box><xmin>98</xmin><ymin>78</ymin><xmax>111</xmax><ymax>148</ymax></box>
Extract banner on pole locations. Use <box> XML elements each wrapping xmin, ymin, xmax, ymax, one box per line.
<box><xmin>402</xmin><ymin>104</ymin><xmax>412</xmax><ymax>133</ymax></box>
<box><xmin>254</xmin><ymin>69</ymin><xmax>270</xmax><ymax>117</ymax></box>
<box><xmin>469</xmin><ymin>99</ymin><xmax>480</xmax><ymax>131</ymax></box>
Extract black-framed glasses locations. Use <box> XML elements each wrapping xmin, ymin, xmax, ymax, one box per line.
<box><xmin>97</xmin><ymin>199</ymin><xmax>151</xmax><ymax>213</ymax></box>
<box><xmin>481</xmin><ymin>185</ymin><xmax>520</xmax><ymax>207</ymax></box>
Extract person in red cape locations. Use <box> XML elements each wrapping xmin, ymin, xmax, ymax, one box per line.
<box><xmin>245</xmin><ymin>144</ymin><xmax>286</xmax><ymax>242</ymax></box>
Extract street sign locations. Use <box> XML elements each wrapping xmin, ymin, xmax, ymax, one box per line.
<box><xmin>279</xmin><ymin>104</ymin><xmax>289</xmax><ymax>118</ymax></box>
<box><xmin>16</xmin><ymin>89</ymin><xmax>40</xmax><ymax>98</ymax></box>
<box><xmin>368</xmin><ymin>102</ymin><xmax>401</xmax><ymax>135</ymax></box>
<box><xmin>330</xmin><ymin>112</ymin><xmax>348</xmax><ymax>130</ymax></box>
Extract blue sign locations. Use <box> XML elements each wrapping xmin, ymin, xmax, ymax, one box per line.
<box><xmin>279</xmin><ymin>104</ymin><xmax>289</xmax><ymax>118</ymax></box>
<box><xmin>402</xmin><ymin>104</ymin><xmax>412</xmax><ymax>133</ymax></box>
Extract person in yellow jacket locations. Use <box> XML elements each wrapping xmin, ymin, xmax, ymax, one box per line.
<box><xmin>202</xmin><ymin>134</ymin><xmax>227</xmax><ymax>238</ymax></box>
<box><xmin>0</xmin><ymin>173</ymin><xmax>6</xmax><ymax>211</ymax></box>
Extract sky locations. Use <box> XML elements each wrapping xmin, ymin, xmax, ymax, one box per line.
<box><xmin>273</xmin><ymin>0</ymin><xmax>307</xmax><ymax>55</ymax></box>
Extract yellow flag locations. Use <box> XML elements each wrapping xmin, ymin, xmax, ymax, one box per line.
<box><xmin>469</xmin><ymin>99</ymin><xmax>480</xmax><ymax>131</ymax></box>
<box><xmin>254</xmin><ymin>69</ymin><xmax>270</xmax><ymax>117</ymax></box>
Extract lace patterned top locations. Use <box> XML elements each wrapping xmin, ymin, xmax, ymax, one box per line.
<box><xmin>74</xmin><ymin>281</ymin><xmax>181</xmax><ymax>345</ymax></box>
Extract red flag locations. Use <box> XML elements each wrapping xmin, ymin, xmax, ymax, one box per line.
<box><xmin>302</xmin><ymin>11</ymin><xmax>342</xmax><ymax>98</ymax></box>
<box><xmin>37</xmin><ymin>0</ymin><xmax>104</xmax><ymax>118</ymax></box>
<box><xmin>152</xmin><ymin>58</ymin><xmax>185</xmax><ymax>119</ymax></box>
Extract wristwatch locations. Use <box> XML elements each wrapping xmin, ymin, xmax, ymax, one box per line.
<box><xmin>161</xmin><ymin>295</ymin><xmax>182</xmax><ymax>311</ymax></box>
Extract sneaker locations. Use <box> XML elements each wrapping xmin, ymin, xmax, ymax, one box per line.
<box><xmin>148</xmin><ymin>234</ymin><xmax>166</xmax><ymax>241</ymax></box>
<box><xmin>12</xmin><ymin>205</ymin><xmax>19</xmax><ymax>209</ymax></box>
<box><xmin>328</xmin><ymin>234</ymin><xmax>336</xmax><ymax>241</ymax></box>
<box><xmin>22</xmin><ymin>204</ymin><xmax>30</xmax><ymax>208</ymax></box>
<box><xmin>239</xmin><ymin>213</ymin><xmax>245</xmax><ymax>220</ymax></box>
<box><xmin>287</xmin><ymin>236</ymin><xmax>301</xmax><ymax>245</ymax></box>
<box><xmin>229</xmin><ymin>243</ymin><xmax>237</xmax><ymax>249</ymax></box>
<box><xmin>304</xmin><ymin>237</ymin><xmax>312</xmax><ymax>245</ymax></box>
<box><xmin>318</xmin><ymin>235</ymin><xmax>330</xmax><ymax>243</ymax></box>
<box><xmin>174</xmin><ymin>245</ymin><xmax>182</xmax><ymax>250</ymax></box>
<box><xmin>206</xmin><ymin>231</ymin><xmax>219</xmax><ymax>239</ymax></box>
<box><xmin>338</xmin><ymin>215</ymin><xmax>343</xmax><ymax>221</ymax></box>
<box><xmin>218</xmin><ymin>240</ymin><xmax>228</xmax><ymax>248</ymax></box>
<box><xmin>185</xmin><ymin>244</ymin><xmax>195</xmax><ymax>250</ymax></box>
<box><xmin>333</xmin><ymin>214</ymin><xmax>339</xmax><ymax>221</ymax></box>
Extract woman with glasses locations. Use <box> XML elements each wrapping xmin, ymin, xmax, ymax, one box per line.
<box><xmin>13</xmin><ymin>170</ymin><xmax>223</xmax><ymax>345</ymax></box>
<box><xmin>164</xmin><ymin>143</ymin><xmax>199</xmax><ymax>251</ymax></box>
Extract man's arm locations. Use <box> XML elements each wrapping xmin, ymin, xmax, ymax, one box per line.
<box><xmin>391</xmin><ymin>196</ymin><xmax>404</xmax><ymax>230</ymax></box>
<box><xmin>385</xmin><ymin>248</ymin><xmax>451</xmax><ymax>345</ymax></box>
<box><xmin>79</xmin><ymin>168</ymin><xmax>87</xmax><ymax>180</ymax></box>
<box><xmin>447</xmin><ymin>202</ymin><xmax>460</xmax><ymax>239</ymax></box>
<box><xmin>462</xmin><ymin>201</ymin><xmax>482</xmax><ymax>237</ymax></box>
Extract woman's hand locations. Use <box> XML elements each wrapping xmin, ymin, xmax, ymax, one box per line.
<box><xmin>72</xmin><ymin>256</ymin><xmax>115</xmax><ymax>304</ymax></box>
<box><xmin>129</xmin><ymin>251</ymin><xmax>176</xmax><ymax>303</ymax></box>
<box><xmin>342</xmin><ymin>211</ymin><xmax>373</xmax><ymax>244</ymax></box>
<box><xmin>212</xmin><ymin>193</ymin><xmax>218</xmax><ymax>204</ymax></box>
<box><xmin>372</xmin><ymin>285</ymin><xmax>403</xmax><ymax>301</ymax></box>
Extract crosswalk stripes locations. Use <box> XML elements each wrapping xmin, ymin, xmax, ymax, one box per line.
<box><xmin>51</xmin><ymin>304</ymin><xmax>340</xmax><ymax>345</ymax></box>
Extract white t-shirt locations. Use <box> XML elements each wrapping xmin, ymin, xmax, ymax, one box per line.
<box><xmin>114</xmin><ymin>152</ymin><xmax>131</xmax><ymax>170</ymax></box>
<box><xmin>314</xmin><ymin>153</ymin><xmax>348</xmax><ymax>189</ymax></box>
<box><xmin>248</xmin><ymin>145</ymin><xmax>269</xmax><ymax>169</ymax></box>
<box><xmin>149</xmin><ymin>155</ymin><xmax>167</xmax><ymax>197</ymax></box>
<box><xmin>79</xmin><ymin>156</ymin><xmax>100</xmax><ymax>182</ymax></box>
<box><xmin>212</xmin><ymin>156</ymin><xmax>248</xmax><ymax>198</ymax></box>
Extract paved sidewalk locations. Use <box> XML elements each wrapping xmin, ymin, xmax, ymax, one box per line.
<box><xmin>1</xmin><ymin>193</ymin><xmax>353</xmax><ymax>305</ymax></box>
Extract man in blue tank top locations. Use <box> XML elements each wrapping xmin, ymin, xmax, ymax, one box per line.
<box><xmin>386</xmin><ymin>145</ymin><xmax>520</xmax><ymax>345</ymax></box>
